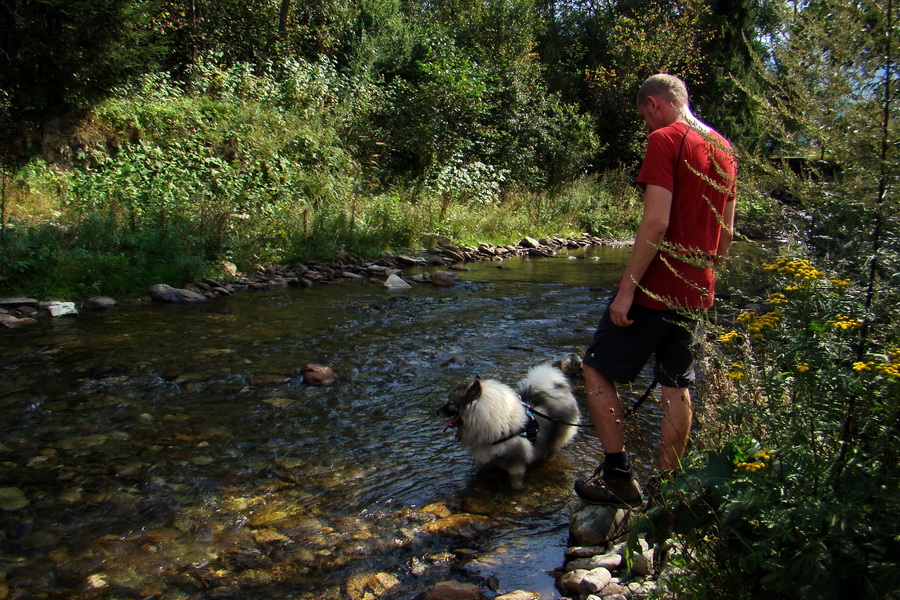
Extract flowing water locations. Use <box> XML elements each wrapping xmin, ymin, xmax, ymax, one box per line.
<box><xmin>0</xmin><ymin>246</ymin><xmax>670</xmax><ymax>599</ymax></box>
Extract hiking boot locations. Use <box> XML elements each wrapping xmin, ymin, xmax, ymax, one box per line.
<box><xmin>574</xmin><ymin>472</ymin><xmax>643</xmax><ymax>508</ymax></box>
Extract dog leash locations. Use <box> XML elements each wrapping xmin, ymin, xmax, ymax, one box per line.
<box><xmin>524</xmin><ymin>377</ymin><xmax>659</xmax><ymax>429</ymax></box>
<box><xmin>491</xmin><ymin>406</ymin><xmax>540</xmax><ymax>445</ymax></box>
<box><xmin>623</xmin><ymin>377</ymin><xmax>658</xmax><ymax>418</ymax></box>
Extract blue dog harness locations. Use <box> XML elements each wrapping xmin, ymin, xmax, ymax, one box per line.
<box><xmin>492</xmin><ymin>403</ymin><xmax>539</xmax><ymax>445</ymax></box>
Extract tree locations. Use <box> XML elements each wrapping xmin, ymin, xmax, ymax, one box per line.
<box><xmin>690</xmin><ymin>0</ymin><xmax>777</xmax><ymax>151</ymax></box>
<box><xmin>0</xmin><ymin>0</ymin><xmax>164</xmax><ymax>127</ymax></box>
<box><xmin>537</xmin><ymin>0</ymin><xmax>711</xmax><ymax>169</ymax></box>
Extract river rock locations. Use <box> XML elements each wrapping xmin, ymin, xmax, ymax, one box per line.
<box><xmin>301</xmin><ymin>364</ymin><xmax>335</xmax><ymax>386</ymax></box>
<box><xmin>557</xmin><ymin>566</ymin><xmax>612</xmax><ymax>597</ymax></box>
<box><xmin>564</xmin><ymin>551</ymin><xmax>622</xmax><ymax>572</ymax></box>
<box><xmin>422</xmin><ymin>581</ymin><xmax>488</xmax><ymax>600</ymax></box>
<box><xmin>383</xmin><ymin>274</ymin><xmax>412</xmax><ymax>289</ymax></box>
<box><xmin>0</xmin><ymin>487</ymin><xmax>30</xmax><ymax>511</ymax></box>
<box><xmin>420</xmin><ymin>502</ymin><xmax>454</xmax><ymax>518</ymax></box>
<box><xmin>40</xmin><ymin>301</ymin><xmax>78</xmax><ymax>317</ymax></box>
<box><xmin>495</xmin><ymin>592</ymin><xmax>540</xmax><ymax>600</ymax></box>
<box><xmin>629</xmin><ymin>551</ymin><xmax>652</xmax><ymax>576</ymax></box>
<box><xmin>569</xmin><ymin>504</ymin><xmax>633</xmax><ymax>547</ymax></box>
<box><xmin>432</xmin><ymin>270</ymin><xmax>458</xmax><ymax>287</ymax></box>
<box><xmin>600</xmin><ymin>582</ymin><xmax>632</xmax><ymax>598</ymax></box>
<box><xmin>443</xmin><ymin>354</ymin><xmax>467</xmax><ymax>367</ymax></box>
<box><xmin>0</xmin><ymin>313</ymin><xmax>36</xmax><ymax>328</ymax></box>
<box><xmin>420</xmin><ymin>513</ymin><xmax>492</xmax><ymax>538</ymax></box>
<box><xmin>83</xmin><ymin>296</ymin><xmax>117</xmax><ymax>310</ymax></box>
<box><xmin>345</xmin><ymin>572</ymin><xmax>400</xmax><ymax>600</ymax></box>
<box><xmin>0</xmin><ymin>297</ymin><xmax>38</xmax><ymax>307</ymax></box>
<box><xmin>221</xmin><ymin>261</ymin><xmax>239</xmax><ymax>277</ymax></box>
<box><xmin>395</xmin><ymin>254</ymin><xmax>426</xmax><ymax>266</ymax></box>
<box><xmin>249</xmin><ymin>374</ymin><xmax>291</xmax><ymax>386</ymax></box>
<box><xmin>519</xmin><ymin>237</ymin><xmax>541</xmax><ymax>249</ymax></box>
<box><xmin>149</xmin><ymin>284</ymin><xmax>207</xmax><ymax>303</ymax></box>
<box><xmin>556</xmin><ymin>353</ymin><xmax>583</xmax><ymax>377</ymax></box>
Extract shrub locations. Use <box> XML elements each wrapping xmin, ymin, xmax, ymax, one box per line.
<box><xmin>634</xmin><ymin>253</ymin><xmax>900</xmax><ymax>600</ymax></box>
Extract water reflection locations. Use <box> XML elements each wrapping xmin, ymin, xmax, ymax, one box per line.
<box><xmin>0</xmin><ymin>246</ymin><xmax>668</xmax><ymax>599</ymax></box>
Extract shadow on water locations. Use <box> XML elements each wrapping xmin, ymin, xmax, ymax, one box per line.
<box><xmin>0</xmin><ymin>246</ymin><xmax>669</xmax><ymax>599</ymax></box>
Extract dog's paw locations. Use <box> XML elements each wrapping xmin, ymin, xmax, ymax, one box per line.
<box><xmin>508</xmin><ymin>468</ymin><xmax>526</xmax><ymax>490</ymax></box>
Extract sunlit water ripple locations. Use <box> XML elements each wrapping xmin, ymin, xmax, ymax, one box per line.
<box><xmin>0</xmin><ymin>246</ymin><xmax>674</xmax><ymax>599</ymax></box>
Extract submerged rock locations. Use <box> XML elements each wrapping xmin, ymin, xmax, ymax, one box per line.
<box><xmin>302</xmin><ymin>364</ymin><xmax>335</xmax><ymax>386</ymax></box>
<box><xmin>345</xmin><ymin>572</ymin><xmax>400</xmax><ymax>600</ymax></box>
<box><xmin>431</xmin><ymin>270</ymin><xmax>458</xmax><ymax>287</ymax></box>
<box><xmin>420</xmin><ymin>513</ymin><xmax>492</xmax><ymax>538</ymax></box>
<box><xmin>0</xmin><ymin>487</ymin><xmax>30</xmax><ymax>511</ymax></box>
<box><xmin>422</xmin><ymin>581</ymin><xmax>488</xmax><ymax>600</ymax></box>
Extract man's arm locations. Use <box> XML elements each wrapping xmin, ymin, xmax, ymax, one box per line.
<box><xmin>609</xmin><ymin>184</ymin><xmax>672</xmax><ymax>327</ymax></box>
<box><xmin>715</xmin><ymin>199</ymin><xmax>736</xmax><ymax>262</ymax></box>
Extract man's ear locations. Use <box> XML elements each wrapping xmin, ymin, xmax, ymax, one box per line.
<box><xmin>643</xmin><ymin>95</ymin><xmax>662</xmax><ymax>114</ymax></box>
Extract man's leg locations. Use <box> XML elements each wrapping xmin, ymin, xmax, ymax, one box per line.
<box><xmin>583</xmin><ymin>363</ymin><xmax>625</xmax><ymax>453</ymax></box>
<box><xmin>659</xmin><ymin>385</ymin><xmax>692</xmax><ymax>471</ymax></box>
<box><xmin>575</xmin><ymin>364</ymin><xmax>643</xmax><ymax>508</ymax></box>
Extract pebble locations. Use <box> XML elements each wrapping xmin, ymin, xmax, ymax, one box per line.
<box><xmin>0</xmin><ymin>487</ymin><xmax>29</xmax><ymax>511</ymax></box>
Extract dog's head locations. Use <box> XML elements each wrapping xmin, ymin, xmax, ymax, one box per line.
<box><xmin>438</xmin><ymin>375</ymin><xmax>482</xmax><ymax>430</ymax></box>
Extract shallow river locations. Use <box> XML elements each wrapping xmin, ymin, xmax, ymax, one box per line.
<box><xmin>0</xmin><ymin>246</ymin><xmax>671</xmax><ymax>599</ymax></box>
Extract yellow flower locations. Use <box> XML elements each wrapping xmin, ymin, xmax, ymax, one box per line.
<box><xmin>734</xmin><ymin>458</ymin><xmax>769</xmax><ymax>474</ymax></box>
<box><xmin>852</xmin><ymin>361</ymin><xmax>874</xmax><ymax>372</ymax></box>
<box><xmin>718</xmin><ymin>330</ymin><xmax>740</xmax><ymax>343</ymax></box>
<box><xmin>830</xmin><ymin>278</ymin><xmax>851</xmax><ymax>287</ymax></box>
<box><xmin>828</xmin><ymin>315</ymin><xmax>863</xmax><ymax>330</ymax></box>
<box><xmin>737</xmin><ymin>311</ymin><xmax>755</xmax><ymax>324</ymax></box>
<box><xmin>767</xmin><ymin>293</ymin><xmax>789</xmax><ymax>305</ymax></box>
<box><xmin>873</xmin><ymin>350</ymin><xmax>900</xmax><ymax>378</ymax></box>
<box><xmin>796</xmin><ymin>362</ymin><xmax>811</xmax><ymax>373</ymax></box>
<box><xmin>725</xmin><ymin>368</ymin><xmax>745</xmax><ymax>380</ymax></box>
<box><xmin>765</xmin><ymin>256</ymin><xmax>829</xmax><ymax>283</ymax></box>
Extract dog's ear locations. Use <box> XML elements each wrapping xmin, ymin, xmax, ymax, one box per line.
<box><xmin>462</xmin><ymin>377</ymin><xmax>482</xmax><ymax>404</ymax></box>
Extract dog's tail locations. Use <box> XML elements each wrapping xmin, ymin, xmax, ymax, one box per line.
<box><xmin>517</xmin><ymin>364</ymin><xmax>580</xmax><ymax>456</ymax></box>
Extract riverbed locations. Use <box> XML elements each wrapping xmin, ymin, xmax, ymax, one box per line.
<box><xmin>0</xmin><ymin>246</ymin><xmax>669</xmax><ymax>599</ymax></box>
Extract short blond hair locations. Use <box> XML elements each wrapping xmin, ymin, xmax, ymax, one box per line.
<box><xmin>638</xmin><ymin>74</ymin><xmax>689</xmax><ymax>108</ymax></box>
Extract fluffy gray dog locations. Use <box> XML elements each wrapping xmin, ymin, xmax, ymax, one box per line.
<box><xmin>438</xmin><ymin>364</ymin><xmax>580</xmax><ymax>489</ymax></box>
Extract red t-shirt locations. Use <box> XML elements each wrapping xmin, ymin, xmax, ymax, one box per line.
<box><xmin>634</xmin><ymin>121</ymin><xmax>737</xmax><ymax>310</ymax></box>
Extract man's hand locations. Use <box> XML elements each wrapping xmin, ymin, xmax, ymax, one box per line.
<box><xmin>609</xmin><ymin>287</ymin><xmax>635</xmax><ymax>327</ymax></box>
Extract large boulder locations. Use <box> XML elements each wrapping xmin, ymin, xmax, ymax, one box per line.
<box><xmin>569</xmin><ymin>504</ymin><xmax>634</xmax><ymax>547</ymax></box>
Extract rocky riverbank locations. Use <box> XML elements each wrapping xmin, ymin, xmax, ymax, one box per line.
<box><xmin>0</xmin><ymin>233</ymin><xmax>625</xmax><ymax>327</ymax></box>
<box><xmin>411</xmin><ymin>502</ymin><xmax>673</xmax><ymax>600</ymax></box>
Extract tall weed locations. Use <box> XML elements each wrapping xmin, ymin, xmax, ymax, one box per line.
<box><xmin>634</xmin><ymin>252</ymin><xmax>900</xmax><ymax>600</ymax></box>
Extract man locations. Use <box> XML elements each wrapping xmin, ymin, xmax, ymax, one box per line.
<box><xmin>574</xmin><ymin>74</ymin><xmax>737</xmax><ymax>508</ymax></box>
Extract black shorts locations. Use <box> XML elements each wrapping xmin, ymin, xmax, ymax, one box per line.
<box><xmin>582</xmin><ymin>296</ymin><xmax>697</xmax><ymax>388</ymax></box>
